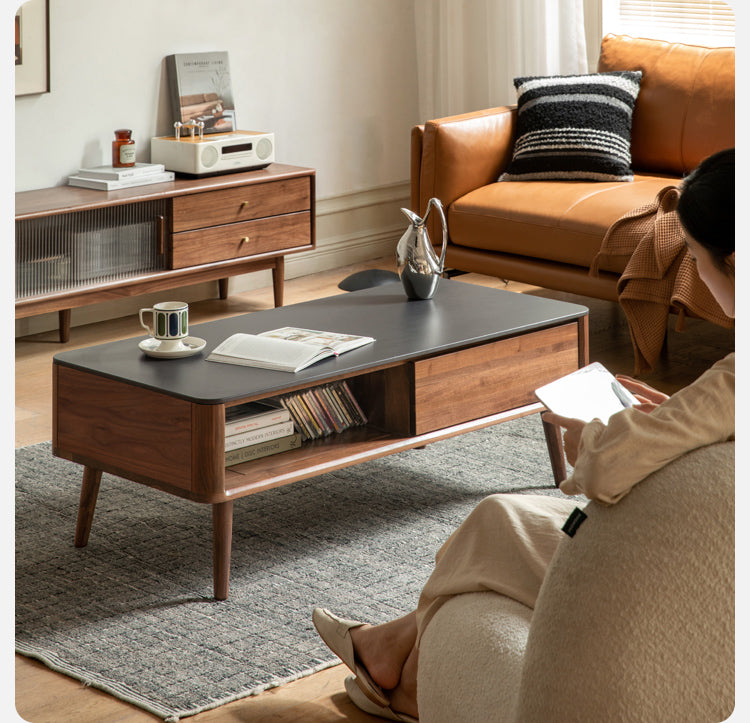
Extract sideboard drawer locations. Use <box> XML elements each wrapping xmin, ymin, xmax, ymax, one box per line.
<box><xmin>170</xmin><ymin>211</ymin><xmax>312</xmax><ymax>269</ymax></box>
<box><xmin>411</xmin><ymin>323</ymin><xmax>580</xmax><ymax>435</ymax></box>
<box><xmin>172</xmin><ymin>177</ymin><xmax>311</xmax><ymax>232</ymax></box>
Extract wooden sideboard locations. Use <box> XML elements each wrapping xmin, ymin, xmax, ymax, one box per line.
<box><xmin>15</xmin><ymin>164</ymin><xmax>316</xmax><ymax>341</ymax></box>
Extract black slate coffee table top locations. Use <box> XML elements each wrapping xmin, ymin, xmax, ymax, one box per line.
<box><xmin>53</xmin><ymin>280</ymin><xmax>588</xmax><ymax>404</ymax></box>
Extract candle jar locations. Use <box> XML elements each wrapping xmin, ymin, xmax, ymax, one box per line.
<box><xmin>112</xmin><ymin>129</ymin><xmax>136</xmax><ymax>168</ymax></box>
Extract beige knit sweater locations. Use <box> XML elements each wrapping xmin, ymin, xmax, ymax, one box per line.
<box><xmin>560</xmin><ymin>352</ymin><xmax>735</xmax><ymax>504</ymax></box>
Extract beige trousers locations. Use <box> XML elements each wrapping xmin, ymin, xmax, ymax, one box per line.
<box><xmin>415</xmin><ymin>493</ymin><xmax>578</xmax><ymax>645</ymax></box>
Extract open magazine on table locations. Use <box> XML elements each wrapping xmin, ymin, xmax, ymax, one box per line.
<box><xmin>206</xmin><ymin>327</ymin><xmax>375</xmax><ymax>373</ymax></box>
<box><xmin>535</xmin><ymin>362</ymin><xmax>639</xmax><ymax>424</ymax></box>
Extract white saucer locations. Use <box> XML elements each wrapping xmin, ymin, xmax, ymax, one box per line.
<box><xmin>138</xmin><ymin>336</ymin><xmax>207</xmax><ymax>359</ymax></box>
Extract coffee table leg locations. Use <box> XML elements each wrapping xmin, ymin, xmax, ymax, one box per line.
<box><xmin>212</xmin><ymin>501</ymin><xmax>234</xmax><ymax>600</ymax></box>
<box><xmin>74</xmin><ymin>466</ymin><xmax>102</xmax><ymax>547</ymax></box>
<box><xmin>541</xmin><ymin>416</ymin><xmax>567</xmax><ymax>487</ymax></box>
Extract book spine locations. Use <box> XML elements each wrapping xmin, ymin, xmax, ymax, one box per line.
<box><xmin>165</xmin><ymin>54</ymin><xmax>181</xmax><ymax>126</ymax></box>
<box><xmin>281</xmin><ymin>395</ymin><xmax>314</xmax><ymax>441</ymax></box>
<box><xmin>333</xmin><ymin>383</ymin><xmax>358</xmax><ymax>425</ymax></box>
<box><xmin>299</xmin><ymin>392</ymin><xmax>327</xmax><ymax>437</ymax></box>
<box><xmin>76</xmin><ymin>164</ymin><xmax>167</xmax><ymax>180</ymax></box>
<box><xmin>225</xmin><ymin>433</ymin><xmax>302</xmax><ymax>467</ymax></box>
<box><xmin>303</xmin><ymin>390</ymin><xmax>333</xmax><ymax>436</ymax></box>
<box><xmin>342</xmin><ymin>381</ymin><xmax>368</xmax><ymax>424</ymax></box>
<box><xmin>224</xmin><ymin>421</ymin><xmax>295</xmax><ymax>451</ymax></box>
<box><xmin>225</xmin><ymin>408</ymin><xmax>291</xmax><ymax>437</ymax></box>
<box><xmin>320</xmin><ymin>386</ymin><xmax>347</xmax><ymax>433</ymax></box>
<box><xmin>68</xmin><ymin>172</ymin><xmax>175</xmax><ymax>191</ymax></box>
<box><xmin>324</xmin><ymin>384</ymin><xmax>352</xmax><ymax>429</ymax></box>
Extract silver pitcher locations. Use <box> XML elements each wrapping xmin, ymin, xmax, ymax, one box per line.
<box><xmin>396</xmin><ymin>197</ymin><xmax>448</xmax><ymax>300</ymax></box>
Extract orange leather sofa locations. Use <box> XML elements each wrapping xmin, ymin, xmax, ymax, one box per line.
<box><xmin>410</xmin><ymin>35</ymin><xmax>735</xmax><ymax>303</ymax></box>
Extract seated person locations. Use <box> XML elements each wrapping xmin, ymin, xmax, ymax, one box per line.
<box><xmin>312</xmin><ymin>148</ymin><xmax>735</xmax><ymax>723</ymax></box>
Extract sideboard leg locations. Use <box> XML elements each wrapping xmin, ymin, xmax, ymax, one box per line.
<box><xmin>74</xmin><ymin>466</ymin><xmax>102</xmax><ymax>547</ymax></box>
<box><xmin>212</xmin><ymin>500</ymin><xmax>234</xmax><ymax>600</ymax></box>
<box><xmin>541</xmin><ymin>416</ymin><xmax>568</xmax><ymax>487</ymax></box>
<box><xmin>59</xmin><ymin>309</ymin><xmax>71</xmax><ymax>343</ymax></box>
<box><xmin>272</xmin><ymin>257</ymin><xmax>285</xmax><ymax>307</ymax></box>
<box><xmin>218</xmin><ymin>278</ymin><xmax>229</xmax><ymax>299</ymax></box>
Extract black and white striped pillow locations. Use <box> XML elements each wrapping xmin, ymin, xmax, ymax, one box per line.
<box><xmin>500</xmin><ymin>71</ymin><xmax>642</xmax><ymax>182</ymax></box>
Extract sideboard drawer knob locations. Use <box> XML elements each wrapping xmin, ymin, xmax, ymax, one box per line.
<box><xmin>240</xmin><ymin>201</ymin><xmax>249</xmax><ymax>209</ymax></box>
<box><xmin>241</xmin><ymin>237</ymin><xmax>250</xmax><ymax>244</ymax></box>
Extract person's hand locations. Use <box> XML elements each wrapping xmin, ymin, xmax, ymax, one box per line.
<box><xmin>615</xmin><ymin>375</ymin><xmax>670</xmax><ymax>414</ymax></box>
<box><xmin>541</xmin><ymin>412</ymin><xmax>586</xmax><ymax>467</ymax></box>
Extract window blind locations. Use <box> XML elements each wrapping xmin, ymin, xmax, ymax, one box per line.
<box><xmin>604</xmin><ymin>0</ymin><xmax>735</xmax><ymax>47</ymax></box>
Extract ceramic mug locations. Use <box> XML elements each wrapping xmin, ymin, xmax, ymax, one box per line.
<box><xmin>139</xmin><ymin>301</ymin><xmax>189</xmax><ymax>349</ymax></box>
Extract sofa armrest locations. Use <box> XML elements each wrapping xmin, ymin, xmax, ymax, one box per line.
<box><xmin>411</xmin><ymin>106</ymin><xmax>517</xmax><ymax>216</ymax></box>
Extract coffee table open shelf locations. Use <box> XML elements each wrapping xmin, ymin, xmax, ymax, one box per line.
<box><xmin>53</xmin><ymin>280</ymin><xmax>588</xmax><ymax>599</ymax></box>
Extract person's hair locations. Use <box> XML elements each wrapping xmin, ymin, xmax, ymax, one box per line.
<box><xmin>677</xmin><ymin>148</ymin><xmax>734</xmax><ymax>272</ymax></box>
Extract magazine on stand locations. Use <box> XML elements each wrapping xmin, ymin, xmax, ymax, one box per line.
<box><xmin>165</xmin><ymin>51</ymin><xmax>237</xmax><ymax>134</ymax></box>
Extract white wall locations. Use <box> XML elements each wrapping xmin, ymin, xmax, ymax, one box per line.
<box><xmin>15</xmin><ymin>0</ymin><xmax>419</xmax><ymax>196</ymax></box>
<box><xmin>14</xmin><ymin>0</ymin><xmax>419</xmax><ymax>335</ymax></box>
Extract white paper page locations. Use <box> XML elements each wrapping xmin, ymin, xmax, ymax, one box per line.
<box><xmin>535</xmin><ymin>362</ymin><xmax>639</xmax><ymax>424</ymax></box>
<box><xmin>258</xmin><ymin>327</ymin><xmax>373</xmax><ymax>354</ymax></box>
<box><xmin>208</xmin><ymin>333</ymin><xmax>325</xmax><ymax>370</ymax></box>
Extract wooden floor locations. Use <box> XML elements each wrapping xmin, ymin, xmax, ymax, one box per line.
<box><xmin>14</xmin><ymin>257</ymin><xmax>733</xmax><ymax>723</ymax></box>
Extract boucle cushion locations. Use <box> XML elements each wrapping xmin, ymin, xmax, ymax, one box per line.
<box><xmin>500</xmin><ymin>71</ymin><xmax>642</xmax><ymax>182</ymax></box>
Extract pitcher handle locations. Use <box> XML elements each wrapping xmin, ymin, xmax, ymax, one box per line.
<box><xmin>424</xmin><ymin>197</ymin><xmax>448</xmax><ymax>270</ymax></box>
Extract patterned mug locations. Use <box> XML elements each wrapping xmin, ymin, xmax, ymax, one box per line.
<box><xmin>139</xmin><ymin>301</ymin><xmax>189</xmax><ymax>349</ymax></box>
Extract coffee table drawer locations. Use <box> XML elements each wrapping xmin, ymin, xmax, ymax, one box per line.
<box><xmin>170</xmin><ymin>211</ymin><xmax>311</xmax><ymax>269</ymax></box>
<box><xmin>172</xmin><ymin>177</ymin><xmax>311</xmax><ymax>232</ymax></box>
<box><xmin>411</xmin><ymin>323</ymin><xmax>580</xmax><ymax>435</ymax></box>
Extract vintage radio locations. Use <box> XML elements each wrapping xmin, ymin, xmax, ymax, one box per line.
<box><xmin>151</xmin><ymin>128</ymin><xmax>275</xmax><ymax>176</ymax></box>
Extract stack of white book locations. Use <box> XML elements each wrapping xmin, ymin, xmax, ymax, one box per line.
<box><xmin>224</xmin><ymin>400</ymin><xmax>301</xmax><ymax>467</ymax></box>
<box><xmin>67</xmin><ymin>163</ymin><xmax>175</xmax><ymax>191</ymax></box>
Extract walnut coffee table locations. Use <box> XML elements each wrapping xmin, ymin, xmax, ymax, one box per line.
<box><xmin>53</xmin><ymin>280</ymin><xmax>588</xmax><ymax>599</ymax></box>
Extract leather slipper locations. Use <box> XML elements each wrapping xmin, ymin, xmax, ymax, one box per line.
<box><xmin>344</xmin><ymin>674</ymin><xmax>419</xmax><ymax>722</ymax></box>
<box><xmin>312</xmin><ymin>607</ymin><xmax>388</xmax><ymax>706</ymax></box>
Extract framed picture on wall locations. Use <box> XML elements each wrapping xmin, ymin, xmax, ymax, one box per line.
<box><xmin>15</xmin><ymin>0</ymin><xmax>49</xmax><ymax>96</ymax></box>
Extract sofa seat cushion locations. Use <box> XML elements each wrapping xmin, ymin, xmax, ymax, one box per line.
<box><xmin>448</xmin><ymin>173</ymin><xmax>676</xmax><ymax>270</ymax></box>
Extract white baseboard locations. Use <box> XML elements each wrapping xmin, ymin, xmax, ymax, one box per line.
<box><xmin>15</xmin><ymin>180</ymin><xmax>410</xmax><ymax>338</ymax></box>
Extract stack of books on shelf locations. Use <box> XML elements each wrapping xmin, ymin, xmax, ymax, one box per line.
<box><xmin>224</xmin><ymin>400</ymin><xmax>302</xmax><ymax>467</ymax></box>
<box><xmin>274</xmin><ymin>381</ymin><xmax>368</xmax><ymax>441</ymax></box>
<box><xmin>67</xmin><ymin>163</ymin><xmax>175</xmax><ymax>191</ymax></box>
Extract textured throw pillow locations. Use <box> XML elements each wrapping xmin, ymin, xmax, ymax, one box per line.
<box><xmin>500</xmin><ymin>71</ymin><xmax>642</xmax><ymax>182</ymax></box>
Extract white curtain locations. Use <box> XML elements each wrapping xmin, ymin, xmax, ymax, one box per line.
<box><xmin>414</xmin><ymin>0</ymin><xmax>588</xmax><ymax>120</ymax></box>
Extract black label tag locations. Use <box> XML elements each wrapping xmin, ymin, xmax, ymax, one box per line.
<box><xmin>562</xmin><ymin>507</ymin><xmax>587</xmax><ymax>537</ymax></box>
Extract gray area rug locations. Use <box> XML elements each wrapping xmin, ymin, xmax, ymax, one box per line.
<box><xmin>16</xmin><ymin>415</ymin><xmax>570</xmax><ymax>721</ymax></box>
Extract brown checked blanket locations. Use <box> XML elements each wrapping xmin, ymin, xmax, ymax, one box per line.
<box><xmin>590</xmin><ymin>186</ymin><xmax>733</xmax><ymax>374</ymax></box>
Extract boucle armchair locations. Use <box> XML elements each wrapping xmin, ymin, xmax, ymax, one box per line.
<box><xmin>417</xmin><ymin>441</ymin><xmax>734</xmax><ymax>722</ymax></box>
